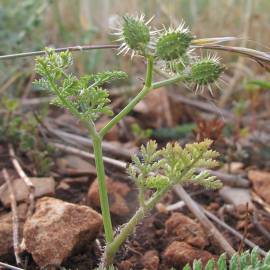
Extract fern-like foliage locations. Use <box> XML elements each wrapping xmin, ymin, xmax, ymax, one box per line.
<box><xmin>34</xmin><ymin>48</ymin><xmax>127</xmax><ymax>122</ymax></box>
<box><xmin>127</xmin><ymin>139</ymin><xmax>222</xmax><ymax>193</ymax></box>
<box><xmin>181</xmin><ymin>248</ymin><xmax>270</xmax><ymax>270</ymax></box>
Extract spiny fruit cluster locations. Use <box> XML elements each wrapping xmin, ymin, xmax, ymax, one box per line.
<box><xmin>114</xmin><ymin>14</ymin><xmax>225</xmax><ymax>94</ymax></box>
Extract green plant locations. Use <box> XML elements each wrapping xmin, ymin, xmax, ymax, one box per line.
<box><xmin>34</xmin><ymin>14</ymin><xmax>241</xmax><ymax>268</ymax></box>
<box><xmin>181</xmin><ymin>247</ymin><xmax>270</xmax><ymax>270</ymax></box>
<box><xmin>131</xmin><ymin>122</ymin><xmax>152</xmax><ymax>142</ymax></box>
<box><xmin>0</xmin><ymin>97</ymin><xmax>53</xmax><ymax>176</ymax></box>
<box><xmin>246</xmin><ymin>80</ymin><xmax>270</xmax><ymax>90</ymax></box>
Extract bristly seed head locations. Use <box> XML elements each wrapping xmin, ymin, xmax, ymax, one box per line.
<box><xmin>122</xmin><ymin>15</ymin><xmax>150</xmax><ymax>50</ymax></box>
<box><xmin>155</xmin><ymin>23</ymin><xmax>193</xmax><ymax>61</ymax></box>
<box><xmin>188</xmin><ymin>54</ymin><xmax>224</xmax><ymax>94</ymax></box>
<box><xmin>113</xmin><ymin>14</ymin><xmax>156</xmax><ymax>57</ymax></box>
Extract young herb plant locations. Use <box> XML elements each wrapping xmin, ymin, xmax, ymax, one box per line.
<box><xmin>35</xmin><ymin>14</ymin><xmax>228</xmax><ymax>268</ymax></box>
<box><xmin>181</xmin><ymin>247</ymin><xmax>270</xmax><ymax>270</ymax></box>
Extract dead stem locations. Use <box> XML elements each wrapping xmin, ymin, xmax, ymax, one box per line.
<box><xmin>8</xmin><ymin>144</ymin><xmax>35</xmax><ymax>217</ymax></box>
<box><xmin>0</xmin><ymin>262</ymin><xmax>24</xmax><ymax>270</ymax></box>
<box><xmin>0</xmin><ymin>44</ymin><xmax>119</xmax><ymax>60</ymax></box>
<box><xmin>50</xmin><ymin>142</ymin><xmax>126</xmax><ymax>169</ymax></box>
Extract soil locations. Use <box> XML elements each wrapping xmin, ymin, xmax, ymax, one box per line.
<box><xmin>1</xmin><ymin>85</ymin><xmax>270</xmax><ymax>270</ymax></box>
<box><xmin>2</xmin><ymin>175</ymin><xmax>270</xmax><ymax>270</ymax></box>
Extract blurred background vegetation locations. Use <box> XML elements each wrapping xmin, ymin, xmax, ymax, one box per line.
<box><xmin>1</xmin><ymin>0</ymin><xmax>270</xmax><ymax>77</ymax></box>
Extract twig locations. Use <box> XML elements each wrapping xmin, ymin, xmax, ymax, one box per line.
<box><xmin>0</xmin><ymin>262</ymin><xmax>24</xmax><ymax>270</ymax></box>
<box><xmin>8</xmin><ymin>144</ymin><xmax>35</xmax><ymax>217</ymax></box>
<box><xmin>2</xmin><ymin>169</ymin><xmax>21</xmax><ymax>265</ymax></box>
<box><xmin>45</xmin><ymin>124</ymin><xmax>133</xmax><ymax>159</ymax></box>
<box><xmin>168</xmin><ymin>91</ymin><xmax>236</xmax><ymax>121</ymax></box>
<box><xmin>252</xmin><ymin>211</ymin><xmax>270</xmax><ymax>242</ymax></box>
<box><xmin>196</xmin><ymin>44</ymin><xmax>270</xmax><ymax>71</ymax></box>
<box><xmin>51</xmin><ymin>142</ymin><xmax>126</xmax><ymax>170</ymax></box>
<box><xmin>173</xmin><ymin>185</ymin><xmax>236</xmax><ymax>256</ymax></box>
<box><xmin>204</xmin><ymin>209</ymin><xmax>267</xmax><ymax>256</ymax></box>
<box><xmin>0</xmin><ymin>44</ymin><xmax>119</xmax><ymax>60</ymax></box>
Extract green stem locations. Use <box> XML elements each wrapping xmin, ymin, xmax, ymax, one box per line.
<box><xmin>44</xmin><ymin>68</ymin><xmax>85</xmax><ymax>125</ymax></box>
<box><xmin>92</xmin><ymin>132</ymin><xmax>114</xmax><ymax>243</ymax></box>
<box><xmin>152</xmin><ymin>74</ymin><xmax>183</xmax><ymax>89</ymax></box>
<box><xmin>45</xmin><ymin>67</ymin><xmax>114</xmax><ymax>243</ymax></box>
<box><xmin>99</xmin><ymin>56</ymin><xmax>154</xmax><ymax>138</ymax></box>
<box><xmin>104</xmin><ymin>187</ymin><xmax>169</xmax><ymax>266</ymax></box>
<box><xmin>99</xmin><ymin>72</ymin><xmax>183</xmax><ymax>138</ymax></box>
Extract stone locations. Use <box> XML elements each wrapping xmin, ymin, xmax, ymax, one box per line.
<box><xmin>163</xmin><ymin>241</ymin><xmax>214</xmax><ymax>268</ymax></box>
<box><xmin>56</xmin><ymin>155</ymin><xmax>96</xmax><ymax>176</ymax></box>
<box><xmin>141</xmin><ymin>250</ymin><xmax>159</xmax><ymax>270</ymax></box>
<box><xmin>88</xmin><ymin>177</ymin><xmax>130</xmax><ymax>217</ymax></box>
<box><xmin>249</xmin><ymin>170</ymin><xmax>270</xmax><ymax>204</ymax></box>
<box><xmin>0</xmin><ymin>177</ymin><xmax>55</xmax><ymax>207</ymax></box>
<box><xmin>23</xmin><ymin>197</ymin><xmax>102</xmax><ymax>268</ymax></box>
<box><xmin>165</xmin><ymin>212</ymin><xmax>209</xmax><ymax>248</ymax></box>
<box><xmin>0</xmin><ymin>204</ymin><xmax>27</xmax><ymax>258</ymax></box>
<box><xmin>219</xmin><ymin>186</ymin><xmax>253</xmax><ymax>209</ymax></box>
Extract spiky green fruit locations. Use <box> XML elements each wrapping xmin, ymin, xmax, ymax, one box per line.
<box><xmin>156</xmin><ymin>31</ymin><xmax>193</xmax><ymax>61</ymax></box>
<box><xmin>122</xmin><ymin>15</ymin><xmax>150</xmax><ymax>51</ymax></box>
<box><xmin>189</xmin><ymin>57</ymin><xmax>224</xmax><ymax>86</ymax></box>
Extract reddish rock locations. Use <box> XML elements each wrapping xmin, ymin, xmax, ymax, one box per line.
<box><xmin>141</xmin><ymin>250</ymin><xmax>159</xmax><ymax>270</ymax></box>
<box><xmin>23</xmin><ymin>197</ymin><xmax>102</xmax><ymax>268</ymax></box>
<box><xmin>249</xmin><ymin>170</ymin><xmax>270</xmax><ymax>204</ymax></box>
<box><xmin>163</xmin><ymin>241</ymin><xmax>214</xmax><ymax>268</ymax></box>
<box><xmin>0</xmin><ymin>204</ymin><xmax>27</xmax><ymax>258</ymax></box>
<box><xmin>118</xmin><ymin>256</ymin><xmax>137</xmax><ymax>270</ymax></box>
<box><xmin>165</xmin><ymin>212</ymin><xmax>209</xmax><ymax>248</ymax></box>
<box><xmin>88</xmin><ymin>177</ymin><xmax>130</xmax><ymax>216</ymax></box>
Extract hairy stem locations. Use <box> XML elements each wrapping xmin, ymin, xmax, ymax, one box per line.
<box><xmin>92</xmin><ymin>132</ymin><xmax>114</xmax><ymax>243</ymax></box>
<box><xmin>99</xmin><ymin>71</ymin><xmax>183</xmax><ymax>138</ymax></box>
<box><xmin>99</xmin><ymin>56</ymin><xmax>154</xmax><ymax>138</ymax></box>
<box><xmin>104</xmin><ymin>149</ymin><xmax>206</xmax><ymax>266</ymax></box>
<box><xmin>44</xmin><ymin>65</ymin><xmax>114</xmax><ymax>243</ymax></box>
<box><xmin>104</xmin><ymin>187</ymin><xmax>169</xmax><ymax>266</ymax></box>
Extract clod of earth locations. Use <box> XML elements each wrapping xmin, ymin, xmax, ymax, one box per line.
<box><xmin>165</xmin><ymin>212</ymin><xmax>209</xmax><ymax>248</ymax></box>
<box><xmin>23</xmin><ymin>197</ymin><xmax>102</xmax><ymax>268</ymax></box>
<box><xmin>249</xmin><ymin>170</ymin><xmax>270</xmax><ymax>204</ymax></box>
<box><xmin>0</xmin><ymin>177</ymin><xmax>55</xmax><ymax>207</ymax></box>
<box><xmin>140</xmin><ymin>250</ymin><xmax>160</xmax><ymax>270</ymax></box>
<box><xmin>163</xmin><ymin>241</ymin><xmax>215</xmax><ymax>268</ymax></box>
<box><xmin>88</xmin><ymin>177</ymin><xmax>131</xmax><ymax>217</ymax></box>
